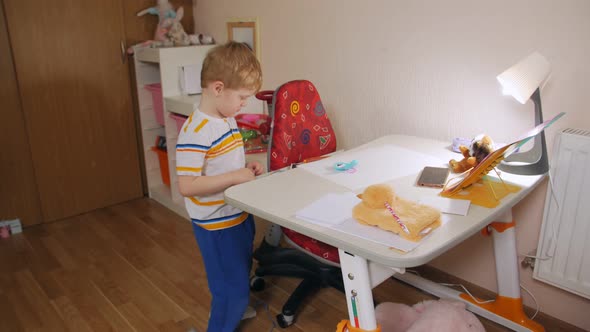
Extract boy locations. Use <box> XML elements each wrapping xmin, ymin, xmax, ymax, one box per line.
<box><xmin>176</xmin><ymin>41</ymin><xmax>264</xmax><ymax>332</ymax></box>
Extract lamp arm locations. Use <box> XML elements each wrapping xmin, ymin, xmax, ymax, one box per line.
<box><xmin>531</xmin><ymin>88</ymin><xmax>544</xmax><ymax>125</ymax></box>
<box><xmin>499</xmin><ymin>87</ymin><xmax>550</xmax><ymax>175</ymax></box>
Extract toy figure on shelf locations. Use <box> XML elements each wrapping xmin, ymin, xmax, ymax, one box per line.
<box><xmin>137</xmin><ymin>0</ymin><xmax>175</xmax><ymax>45</ymax></box>
<box><xmin>137</xmin><ymin>0</ymin><xmax>214</xmax><ymax>47</ymax></box>
<box><xmin>160</xmin><ymin>7</ymin><xmax>190</xmax><ymax>46</ymax></box>
<box><xmin>449</xmin><ymin>134</ymin><xmax>494</xmax><ymax>173</ymax></box>
<box><xmin>137</xmin><ymin>0</ymin><xmax>175</xmax><ymax>18</ymax></box>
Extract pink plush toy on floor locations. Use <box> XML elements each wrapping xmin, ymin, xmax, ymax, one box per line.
<box><xmin>375</xmin><ymin>300</ymin><xmax>485</xmax><ymax>332</ymax></box>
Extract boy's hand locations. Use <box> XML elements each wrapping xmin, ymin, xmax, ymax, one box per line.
<box><xmin>246</xmin><ymin>161</ymin><xmax>264</xmax><ymax>176</ymax></box>
<box><xmin>233</xmin><ymin>168</ymin><xmax>256</xmax><ymax>184</ymax></box>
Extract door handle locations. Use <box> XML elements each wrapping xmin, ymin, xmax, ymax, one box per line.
<box><xmin>120</xmin><ymin>40</ymin><xmax>127</xmax><ymax>64</ymax></box>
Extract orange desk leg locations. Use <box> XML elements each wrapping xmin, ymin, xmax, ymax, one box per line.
<box><xmin>460</xmin><ymin>294</ymin><xmax>544</xmax><ymax>332</ymax></box>
<box><xmin>475</xmin><ymin>211</ymin><xmax>545</xmax><ymax>332</ymax></box>
<box><xmin>336</xmin><ymin>320</ymin><xmax>381</xmax><ymax>332</ymax></box>
<box><xmin>393</xmin><ymin>210</ymin><xmax>545</xmax><ymax>332</ymax></box>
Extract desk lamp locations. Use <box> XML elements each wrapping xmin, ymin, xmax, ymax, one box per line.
<box><xmin>496</xmin><ymin>52</ymin><xmax>551</xmax><ymax>175</ymax></box>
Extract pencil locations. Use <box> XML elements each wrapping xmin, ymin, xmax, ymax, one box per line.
<box><xmin>384</xmin><ymin>202</ymin><xmax>410</xmax><ymax>234</ymax></box>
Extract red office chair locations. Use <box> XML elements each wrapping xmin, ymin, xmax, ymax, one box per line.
<box><xmin>251</xmin><ymin>80</ymin><xmax>344</xmax><ymax>328</ymax></box>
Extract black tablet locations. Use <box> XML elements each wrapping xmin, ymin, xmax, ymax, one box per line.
<box><xmin>417</xmin><ymin>166</ymin><xmax>450</xmax><ymax>188</ymax></box>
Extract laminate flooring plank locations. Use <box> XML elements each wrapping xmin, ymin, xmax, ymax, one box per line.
<box><xmin>0</xmin><ymin>198</ymin><xmax>583</xmax><ymax>332</ymax></box>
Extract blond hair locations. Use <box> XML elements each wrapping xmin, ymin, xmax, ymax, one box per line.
<box><xmin>201</xmin><ymin>41</ymin><xmax>262</xmax><ymax>91</ymax></box>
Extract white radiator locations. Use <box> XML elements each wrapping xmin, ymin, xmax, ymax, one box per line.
<box><xmin>534</xmin><ymin>128</ymin><xmax>590</xmax><ymax>299</ymax></box>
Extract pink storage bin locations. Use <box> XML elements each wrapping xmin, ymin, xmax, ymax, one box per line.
<box><xmin>170</xmin><ymin>113</ymin><xmax>188</xmax><ymax>133</ymax></box>
<box><xmin>145</xmin><ymin>83</ymin><xmax>164</xmax><ymax>126</ymax></box>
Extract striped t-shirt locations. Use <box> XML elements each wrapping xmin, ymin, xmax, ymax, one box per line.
<box><xmin>176</xmin><ymin>110</ymin><xmax>248</xmax><ymax>231</ymax></box>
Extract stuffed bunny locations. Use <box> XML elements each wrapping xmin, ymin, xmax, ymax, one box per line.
<box><xmin>137</xmin><ymin>1</ymin><xmax>214</xmax><ymax>47</ymax></box>
<box><xmin>161</xmin><ymin>7</ymin><xmax>190</xmax><ymax>46</ymax></box>
<box><xmin>137</xmin><ymin>0</ymin><xmax>176</xmax><ymax>43</ymax></box>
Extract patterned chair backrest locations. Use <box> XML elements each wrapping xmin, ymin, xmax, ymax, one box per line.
<box><xmin>268</xmin><ymin>80</ymin><xmax>337</xmax><ymax>172</ymax></box>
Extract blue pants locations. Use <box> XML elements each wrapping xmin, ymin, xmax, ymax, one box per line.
<box><xmin>192</xmin><ymin>215</ymin><xmax>255</xmax><ymax>332</ymax></box>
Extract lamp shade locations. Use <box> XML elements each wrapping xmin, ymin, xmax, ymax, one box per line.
<box><xmin>496</xmin><ymin>52</ymin><xmax>551</xmax><ymax>104</ymax></box>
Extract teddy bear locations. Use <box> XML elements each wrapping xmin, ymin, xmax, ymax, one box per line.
<box><xmin>375</xmin><ymin>299</ymin><xmax>485</xmax><ymax>332</ymax></box>
<box><xmin>449</xmin><ymin>134</ymin><xmax>494</xmax><ymax>173</ymax></box>
<box><xmin>352</xmin><ymin>184</ymin><xmax>441</xmax><ymax>242</ymax></box>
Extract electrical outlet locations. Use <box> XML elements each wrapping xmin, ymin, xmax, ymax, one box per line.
<box><xmin>520</xmin><ymin>249</ymin><xmax>537</xmax><ymax>270</ymax></box>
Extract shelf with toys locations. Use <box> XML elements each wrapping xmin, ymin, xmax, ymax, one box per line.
<box><xmin>133</xmin><ymin>44</ymin><xmax>267</xmax><ymax>217</ymax></box>
<box><xmin>133</xmin><ymin>44</ymin><xmax>214</xmax><ymax>215</ymax></box>
<box><xmin>131</xmin><ymin>0</ymin><xmax>268</xmax><ymax>216</ymax></box>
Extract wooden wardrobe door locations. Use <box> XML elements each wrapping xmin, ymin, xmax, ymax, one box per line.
<box><xmin>0</xmin><ymin>1</ymin><xmax>42</xmax><ymax>227</ymax></box>
<box><xmin>4</xmin><ymin>0</ymin><xmax>143</xmax><ymax>222</ymax></box>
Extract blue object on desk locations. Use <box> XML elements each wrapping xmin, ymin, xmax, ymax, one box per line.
<box><xmin>334</xmin><ymin>160</ymin><xmax>358</xmax><ymax>172</ymax></box>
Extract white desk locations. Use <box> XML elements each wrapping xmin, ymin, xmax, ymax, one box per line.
<box><xmin>225</xmin><ymin>135</ymin><xmax>546</xmax><ymax>332</ymax></box>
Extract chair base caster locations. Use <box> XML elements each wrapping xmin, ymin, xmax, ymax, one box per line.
<box><xmin>277</xmin><ymin>313</ymin><xmax>294</xmax><ymax>328</ymax></box>
<box><xmin>249</xmin><ymin>275</ymin><xmax>266</xmax><ymax>292</ymax></box>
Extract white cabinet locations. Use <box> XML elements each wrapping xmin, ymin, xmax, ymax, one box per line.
<box><xmin>133</xmin><ymin>45</ymin><xmax>266</xmax><ymax>218</ymax></box>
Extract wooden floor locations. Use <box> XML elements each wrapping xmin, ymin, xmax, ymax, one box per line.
<box><xmin>0</xmin><ymin>198</ymin><xmax>584</xmax><ymax>332</ymax></box>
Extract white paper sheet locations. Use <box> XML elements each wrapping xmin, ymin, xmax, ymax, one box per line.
<box><xmin>334</xmin><ymin>219</ymin><xmax>421</xmax><ymax>252</ymax></box>
<box><xmin>295</xmin><ymin>192</ymin><xmax>361</xmax><ymax>227</ymax></box>
<box><xmin>334</xmin><ymin>213</ymin><xmax>453</xmax><ymax>252</ymax></box>
<box><xmin>418</xmin><ymin>196</ymin><xmax>471</xmax><ymax>216</ymax></box>
<box><xmin>294</xmin><ymin>192</ymin><xmax>449</xmax><ymax>253</ymax></box>
<box><xmin>297</xmin><ymin>145</ymin><xmax>447</xmax><ymax>190</ymax></box>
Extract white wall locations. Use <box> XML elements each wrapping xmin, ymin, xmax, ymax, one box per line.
<box><xmin>193</xmin><ymin>0</ymin><xmax>590</xmax><ymax>329</ymax></box>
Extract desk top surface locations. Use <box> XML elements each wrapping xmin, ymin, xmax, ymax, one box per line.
<box><xmin>225</xmin><ymin>135</ymin><xmax>544</xmax><ymax>268</ymax></box>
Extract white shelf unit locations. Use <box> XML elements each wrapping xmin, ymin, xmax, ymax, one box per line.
<box><xmin>165</xmin><ymin>94</ymin><xmax>202</xmax><ymax>116</ymax></box>
<box><xmin>133</xmin><ymin>45</ymin><xmax>266</xmax><ymax>218</ymax></box>
<box><xmin>134</xmin><ymin>45</ymin><xmax>214</xmax><ymax>217</ymax></box>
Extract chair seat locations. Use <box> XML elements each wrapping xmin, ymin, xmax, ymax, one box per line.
<box><xmin>282</xmin><ymin>228</ymin><xmax>340</xmax><ymax>264</ymax></box>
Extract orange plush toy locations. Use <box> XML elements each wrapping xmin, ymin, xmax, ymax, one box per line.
<box><xmin>352</xmin><ymin>184</ymin><xmax>441</xmax><ymax>242</ymax></box>
<box><xmin>449</xmin><ymin>135</ymin><xmax>494</xmax><ymax>173</ymax></box>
